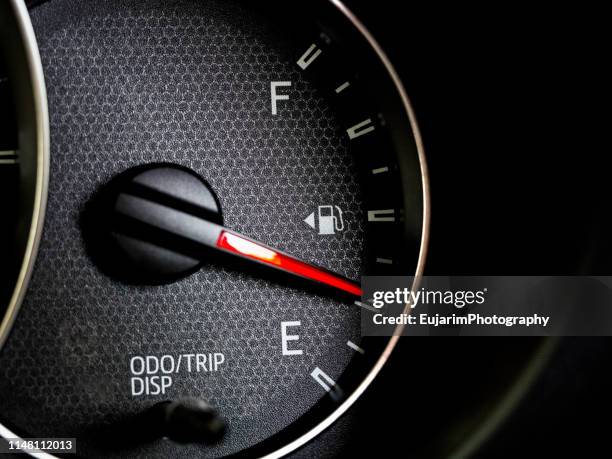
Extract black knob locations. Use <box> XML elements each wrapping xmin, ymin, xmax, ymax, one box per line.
<box><xmin>101</xmin><ymin>398</ymin><xmax>226</xmax><ymax>448</ymax></box>
<box><xmin>157</xmin><ymin>398</ymin><xmax>226</xmax><ymax>444</ymax></box>
<box><xmin>82</xmin><ymin>163</ymin><xmax>223</xmax><ymax>284</ymax></box>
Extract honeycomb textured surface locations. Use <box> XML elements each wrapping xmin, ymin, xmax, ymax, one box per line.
<box><xmin>0</xmin><ymin>0</ymin><xmax>365</xmax><ymax>457</ymax></box>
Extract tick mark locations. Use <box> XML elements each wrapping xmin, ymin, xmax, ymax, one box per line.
<box><xmin>354</xmin><ymin>300</ymin><xmax>377</xmax><ymax>313</ymax></box>
<box><xmin>335</xmin><ymin>81</ymin><xmax>350</xmax><ymax>93</ymax></box>
<box><xmin>376</xmin><ymin>258</ymin><xmax>393</xmax><ymax>265</ymax></box>
<box><xmin>347</xmin><ymin>340</ymin><xmax>365</xmax><ymax>354</ymax></box>
<box><xmin>0</xmin><ymin>150</ymin><xmax>18</xmax><ymax>165</ymax></box>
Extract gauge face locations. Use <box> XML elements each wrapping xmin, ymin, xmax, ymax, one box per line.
<box><xmin>0</xmin><ymin>0</ymin><xmax>427</xmax><ymax>457</ymax></box>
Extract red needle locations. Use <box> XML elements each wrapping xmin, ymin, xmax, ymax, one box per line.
<box><xmin>216</xmin><ymin>230</ymin><xmax>362</xmax><ymax>297</ymax></box>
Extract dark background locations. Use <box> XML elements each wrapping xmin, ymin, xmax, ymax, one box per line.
<box><xmin>295</xmin><ymin>2</ymin><xmax>611</xmax><ymax>457</ymax></box>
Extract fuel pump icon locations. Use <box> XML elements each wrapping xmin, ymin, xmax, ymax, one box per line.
<box><xmin>304</xmin><ymin>205</ymin><xmax>345</xmax><ymax>235</ymax></box>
